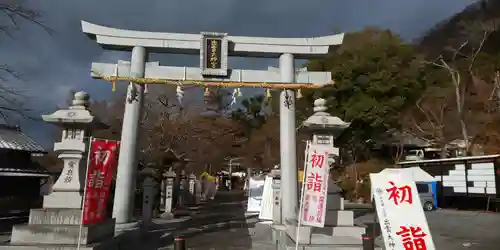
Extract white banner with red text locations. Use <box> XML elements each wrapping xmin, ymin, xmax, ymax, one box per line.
<box><xmin>82</xmin><ymin>139</ymin><xmax>120</xmax><ymax>225</ymax></box>
<box><xmin>299</xmin><ymin>143</ymin><xmax>331</xmax><ymax>228</ymax></box>
<box><xmin>370</xmin><ymin>171</ymin><xmax>436</xmax><ymax>250</ymax></box>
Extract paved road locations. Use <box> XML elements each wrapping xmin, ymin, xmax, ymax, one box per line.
<box><xmin>163</xmin><ymin>226</ymin><xmax>275</xmax><ymax>250</ymax></box>
<box><xmin>157</xmin><ymin>190</ymin><xmax>276</xmax><ymax>249</ymax></box>
<box><xmin>426</xmin><ymin>210</ymin><xmax>500</xmax><ymax>250</ymax></box>
<box><xmin>165</xmin><ymin>193</ymin><xmax>500</xmax><ymax>250</ymax></box>
<box><xmin>355</xmin><ymin>209</ymin><xmax>500</xmax><ymax>250</ymax></box>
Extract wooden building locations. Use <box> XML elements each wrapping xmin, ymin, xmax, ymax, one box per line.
<box><xmin>0</xmin><ymin>124</ymin><xmax>49</xmax><ymax>212</ymax></box>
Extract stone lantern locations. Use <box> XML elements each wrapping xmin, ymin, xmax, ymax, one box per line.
<box><xmin>139</xmin><ymin>166</ymin><xmax>158</xmax><ymax>225</ymax></box>
<box><xmin>4</xmin><ymin>92</ymin><xmax>117</xmax><ymax>250</ymax></box>
<box><xmin>285</xmin><ymin>98</ymin><xmax>366</xmax><ymax>249</ymax></box>
<box><xmin>302</xmin><ymin>98</ymin><xmax>350</xmax><ymax>164</ymax></box>
<box><xmin>41</xmin><ymin>91</ymin><xmax>108</xmax><ymax>208</ymax></box>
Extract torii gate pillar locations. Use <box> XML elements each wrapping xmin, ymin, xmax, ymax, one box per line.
<box><xmin>112</xmin><ymin>46</ymin><xmax>146</xmax><ymax>230</ymax></box>
<box><xmin>279</xmin><ymin>53</ymin><xmax>299</xmax><ymax>222</ymax></box>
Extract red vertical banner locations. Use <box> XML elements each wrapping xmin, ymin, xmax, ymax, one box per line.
<box><xmin>82</xmin><ymin>139</ymin><xmax>120</xmax><ymax>225</ymax></box>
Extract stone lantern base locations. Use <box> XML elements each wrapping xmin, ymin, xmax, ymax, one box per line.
<box><xmin>43</xmin><ymin>190</ymin><xmax>84</xmax><ymax>209</ymax></box>
<box><xmin>275</xmin><ymin>184</ymin><xmax>380</xmax><ymax>250</ymax></box>
<box><xmin>0</xmin><ymin>208</ymin><xmax>118</xmax><ymax>250</ymax></box>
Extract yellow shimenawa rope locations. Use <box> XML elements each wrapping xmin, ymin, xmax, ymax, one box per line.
<box><xmin>96</xmin><ymin>75</ymin><xmax>331</xmax><ymax>90</ymax></box>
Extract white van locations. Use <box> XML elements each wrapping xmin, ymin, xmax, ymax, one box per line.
<box><xmin>405</xmin><ymin>149</ymin><xmax>424</xmax><ymax>161</ymax></box>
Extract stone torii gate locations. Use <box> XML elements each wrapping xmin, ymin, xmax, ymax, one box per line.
<box><xmin>81</xmin><ymin>20</ymin><xmax>344</xmax><ymax>232</ymax></box>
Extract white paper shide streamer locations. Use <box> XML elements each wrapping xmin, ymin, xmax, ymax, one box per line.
<box><xmin>176</xmin><ymin>85</ymin><xmax>184</xmax><ymax>106</ymax></box>
<box><xmin>230</xmin><ymin>88</ymin><xmax>238</xmax><ymax>106</ymax></box>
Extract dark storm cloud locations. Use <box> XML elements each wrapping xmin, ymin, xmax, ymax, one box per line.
<box><xmin>0</xmin><ymin>0</ymin><xmax>474</xmax><ymax>146</ymax></box>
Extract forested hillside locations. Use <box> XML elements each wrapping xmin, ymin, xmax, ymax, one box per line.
<box><xmin>418</xmin><ymin>0</ymin><xmax>500</xmax><ymax>57</ymax></box>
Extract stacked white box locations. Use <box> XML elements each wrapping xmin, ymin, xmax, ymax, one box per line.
<box><xmin>435</xmin><ymin>162</ymin><xmax>496</xmax><ymax>195</ymax></box>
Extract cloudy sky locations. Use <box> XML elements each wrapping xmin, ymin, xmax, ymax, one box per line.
<box><xmin>1</xmin><ymin>0</ymin><xmax>474</xmax><ymax>148</ymax></box>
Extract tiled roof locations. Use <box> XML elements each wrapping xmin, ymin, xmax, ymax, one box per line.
<box><xmin>0</xmin><ymin>125</ymin><xmax>45</xmax><ymax>152</ymax></box>
<box><xmin>0</xmin><ymin>162</ymin><xmax>50</xmax><ymax>177</ymax></box>
<box><xmin>376</xmin><ymin>129</ymin><xmax>431</xmax><ymax>148</ymax></box>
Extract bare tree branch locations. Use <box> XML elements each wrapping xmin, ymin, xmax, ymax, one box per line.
<box><xmin>0</xmin><ymin>2</ymin><xmax>54</xmax><ymax>35</ymax></box>
<box><xmin>0</xmin><ymin>1</ymin><xmax>53</xmax><ymax>122</ymax></box>
<box><xmin>468</xmin><ymin>30</ymin><xmax>490</xmax><ymax>72</ymax></box>
<box><xmin>415</xmin><ymin>97</ymin><xmax>438</xmax><ymax>130</ymax></box>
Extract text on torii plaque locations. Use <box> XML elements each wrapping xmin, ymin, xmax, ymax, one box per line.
<box><xmin>206</xmin><ymin>38</ymin><xmax>222</xmax><ymax>69</ymax></box>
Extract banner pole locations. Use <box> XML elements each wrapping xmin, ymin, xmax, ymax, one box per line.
<box><xmin>77</xmin><ymin>136</ymin><xmax>94</xmax><ymax>250</ymax></box>
<box><xmin>295</xmin><ymin>140</ymin><xmax>310</xmax><ymax>250</ymax></box>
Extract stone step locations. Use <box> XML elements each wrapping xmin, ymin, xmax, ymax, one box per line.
<box><xmin>324</xmin><ymin>210</ymin><xmax>354</xmax><ymax>227</ymax></box>
<box><xmin>284</xmin><ymin>232</ymin><xmax>382</xmax><ymax>250</ymax></box>
<box><xmin>314</xmin><ymin>226</ymin><xmax>365</xmax><ymax>237</ymax></box>
<box><xmin>310</xmin><ymin>234</ymin><xmax>363</xmax><ymax>245</ymax></box>
<box><xmin>10</xmin><ymin>219</ymin><xmax>114</xmax><ymax>245</ymax></box>
<box><xmin>330</xmin><ymin>226</ymin><xmax>365</xmax><ymax>237</ymax></box>
<box><xmin>29</xmin><ymin>208</ymin><xmax>82</xmax><ymax>225</ymax></box>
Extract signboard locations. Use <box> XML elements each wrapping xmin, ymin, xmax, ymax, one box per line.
<box><xmin>259</xmin><ymin>176</ymin><xmax>274</xmax><ymax>220</ymax></box>
<box><xmin>166</xmin><ymin>178</ymin><xmax>174</xmax><ymax>199</ymax></box>
<box><xmin>82</xmin><ymin>139</ymin><xmax>120</xmax><ymax>225</ymax></box>
<box><xmin>299</xmin><ymin>143</ymin><xmax>331</xmax><ymax>227</ymax></box>
<box><xmin>205</xmin><ymin>38</ymin><xmax>222</xmax><ymax>69</ymax></box>
<box><xmin>246</xmin><ymin>177</ymin><xmax>265</xmax><ymax>213</ymax></box>
<box><xmin>200</xmin><ymin>32</ymin><xmax>228</xmax><ymax>77</ymax></box>
<box><xmin>370</xmin><ymin>172</ymin><xmax>436</xmax><ymax>250</ymax></box>
<box><xmin>314</xmin><ymin>134</ymin><xmax>332</xmax><ymax>145</ymax></box>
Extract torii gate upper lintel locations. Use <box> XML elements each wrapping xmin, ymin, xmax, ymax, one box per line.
<box><xmin>81</xmin><ymin>21</ymin><xmax>344</xmax><ymax>59</ymax></box>
<box><xmin>81</xmin><ymin>20</ymin><xmax>344</xmax><ymax>232</ymax></box>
